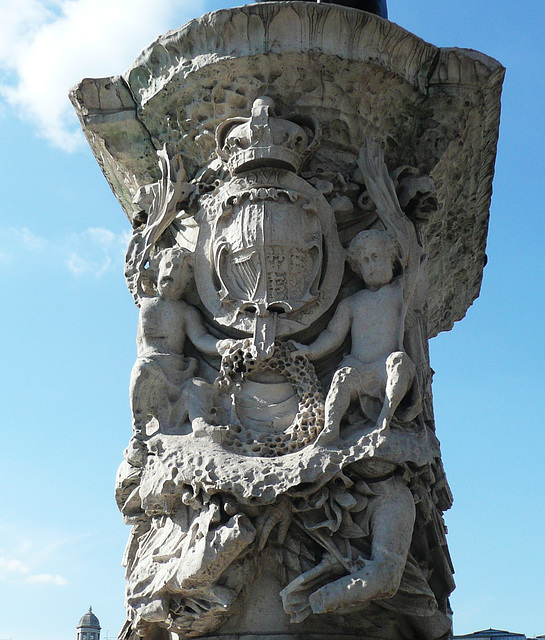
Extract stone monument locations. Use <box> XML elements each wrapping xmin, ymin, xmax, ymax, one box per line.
<box><xmin>70</xmin><ymin>3</ymin><xmax>504</xmax><ymax>639</ymax></box>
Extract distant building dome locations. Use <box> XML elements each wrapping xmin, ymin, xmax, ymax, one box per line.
<box><xmin>77</xmin><ymin>607</ymin><xmax>101</xmax><ymax>640</ymax></box>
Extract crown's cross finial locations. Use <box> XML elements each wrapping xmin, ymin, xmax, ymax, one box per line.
<box><xmin>251</xmin><ymin>95</ymin><xmax>275</xmax><ymax>116</ymax></box>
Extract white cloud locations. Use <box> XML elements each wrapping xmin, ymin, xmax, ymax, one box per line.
<box><xmin>86</xmin><ymin>227</ymin><xmax>118</xmax><ymax>247</ymax></box>
<box><xmin>25</xmin><ymin>573</ymin><xmax>68</xmax><ymax>586</ymax></box>
<box><xmin>0</xmin><ymin>0</ymin><xmax>205</xmax><ymax>150</ymax></box>
<box><xmin>66</xmin><ymin>251</ymin><xmax>90</xmax><ymax>276</ymax></box>
<box><xmin>0</xmin><ymin>556</ymin><xmax>29</xmax><ymax>574</ymax></box>
<box><xmin>0</xmin><ymin>525</ymin><xmax>95</xmax><ymax>596</ymax></box>
<box><xmin>0</xmin><ymin>226</ymin><xmax>47</xmax><ymax>260</ymax></box>
<box><xmin>0</xmin><ymin>224</ymin><xmax>129</xmax><ymax>278</ymax></box>
<box><xmin>66</xmin><ymin>226</ymin><xmax>131</xmax><ymax>277</ymax></box>
<box><xmin>18</xmin><ymin>226</ymin><xmax>47</xmax><ymax>251</ymax></box>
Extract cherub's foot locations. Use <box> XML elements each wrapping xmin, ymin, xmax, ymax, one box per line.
<box><xmin>191</xmin><ymin>417</ymin><xmax>228</xmax><ymax>443</ymax></box>
<box><xmin>281</xmin><ymin>554</ymin><xmax>343</xmax><ymax>622</ymax></box>
<box><xmin>308</xmin><ymin>574</ymin><xmax>380</xmax><ymax>615</ymax></box>
<box><xmin>309</xmin><ymin>560</ymin><xmax>399</xmax><ymax>615</ymax></box>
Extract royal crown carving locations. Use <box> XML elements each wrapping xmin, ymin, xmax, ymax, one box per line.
<box><xmin>216</xmin><ymin>96</ymin><xmax>321</xmax><ymax>175</ymax></box>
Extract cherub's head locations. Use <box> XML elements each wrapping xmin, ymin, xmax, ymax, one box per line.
<box><xmin>347</xmin><ymin>230</ymin><xmax>399</xmax><ymax>289</ymax></box>
<box><xmin>156</xmin><ymin>247</ymin><xmax>192</xmax><ymax>300</ymax></box>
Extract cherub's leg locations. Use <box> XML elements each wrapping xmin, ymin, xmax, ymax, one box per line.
<box><xmin>317</xmin><ymin>367</ymin><xmax>360</xmax><ymax>446</ymax></box>
<box><xmin>178</xmin><ymin>378</ymin><xmax>227</xmax><ymax>442</ymax></box>
<box><xmin>281</xmin><ymin>554</ymin><xmax>345</xmax><ymax>623</ymax></box>
<box><xmin>129</xmin><ymin>359</ymin><xmax>169</xmax><ymax>438</ymax></box>
<box><xmin>180</xmin><ymin>377</ymin><xmax>216</xmax><ymax>424</ymax></box>
<box><xmin>130</xmin><ymin>361</ymin><xmax>152</xmax><ymax>440</ymax></box>
<box><xmin>376</xmin><ymin>351</ymin><xmax>416</xmax><ymax>431</ymax></box>
<box><xmin>127</xmin><ymin>360</ymin><xmax>166</xmax><ymax>466</ymax></box>
<box><xmin>309</xmin><ymin>477</ymin><xmax>415</xmax><ymax>614</ymax></box>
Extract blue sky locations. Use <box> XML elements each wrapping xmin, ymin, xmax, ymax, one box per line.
<box><xmin>0</xmin><ymin>1</ymin><xmax>543</xmax><ymax>639</ymax></box>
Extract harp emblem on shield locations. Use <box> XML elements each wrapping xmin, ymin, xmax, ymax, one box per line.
<box><xmin>212</xmin><ymin>194</ymin><xmax>322</xmax><ymax>318</ymax></box>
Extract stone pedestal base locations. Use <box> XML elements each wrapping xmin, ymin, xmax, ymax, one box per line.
<box><xmin>70</xmin><ymin>5</ymin><xmax>502</xmax><ymax>640</ymax></box>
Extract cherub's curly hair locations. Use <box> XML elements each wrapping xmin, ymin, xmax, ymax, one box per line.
<box><xmin>155</xmin><ymin>246</ymin><xmax>192</xmax><ymax>270</ymax></box>
<box><xmin>139</xmin><ymin>246</ymin><xmax>192</xmax><ymax>294</ymax></box>
<box><xmin>346</xmin><ymin>229</ymin><xmax>399</xmax><ymax>278</ymax></box>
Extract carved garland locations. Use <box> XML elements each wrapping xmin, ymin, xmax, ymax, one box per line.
<box><xmin>216</xmin><ymin>340</ymin><xmax>325</xmax><ymax>457</ymax></box>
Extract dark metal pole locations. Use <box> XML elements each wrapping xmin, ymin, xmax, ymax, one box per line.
<box><xmin>254</xmin><ymin>0</ymin><xmax>388</xmax><ymax>19</ymax></box>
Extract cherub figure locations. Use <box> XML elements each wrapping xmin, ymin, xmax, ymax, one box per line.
<box><xmin>294</xmin><ymin>140</ymin><xmax>423</xmax><ymax>446</ymax></box>
<box><xmin>128</xmin><ymin>247</ymin><xmax>227</xmax><ymax>460</ymax></box>
<box><xmin>277</xmin><ymin>143</ymin><xmax>448</xmax><ymax>629</ymax></box>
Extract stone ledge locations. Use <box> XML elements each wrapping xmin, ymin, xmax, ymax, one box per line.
<box><xmin>198</xmin><ymin>634</ymin><xmax>375</xmax><ymax>639</ymax></box>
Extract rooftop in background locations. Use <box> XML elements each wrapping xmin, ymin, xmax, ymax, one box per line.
<box><xmin>77</xmin><ymin>607</ymin><xmax>101</xmax><ymax>630</ymax></box>
<box><xmin>455</xmin><ymin>630</ymin><xmax>545</xmax><ymax>640</ymax></box>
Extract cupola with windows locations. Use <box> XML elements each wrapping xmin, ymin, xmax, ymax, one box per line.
<box><xmin>76</xmin><ymin>607</ymin><xmax>101</xmax><ymax>640</ymax></box>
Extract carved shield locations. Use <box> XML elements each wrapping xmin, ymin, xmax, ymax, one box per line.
<box><xmin>214</xmin><ymin>198</ymin><xmax>321</xmax><ymax>308</ymax></box>
<box><xmin>195</xmin><ymin>169</ymin><xmax>344</xmax><ymax>337</ymax></box>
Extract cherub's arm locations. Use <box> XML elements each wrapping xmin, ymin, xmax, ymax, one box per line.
<box><xmin>295</xmin><ymin>298</ymin><xmax>353</xmax><ymax>361</ymax></box>
<box><xmin>184</xmin><ymin>303</ymin><xmax>225</xmax><ymax>356</ymax></box>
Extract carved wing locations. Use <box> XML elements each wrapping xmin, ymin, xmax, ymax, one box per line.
<box><xmin>135</xmin><ymin>145</ymin><xmax>191</xmax><ymax>296</ymax></box>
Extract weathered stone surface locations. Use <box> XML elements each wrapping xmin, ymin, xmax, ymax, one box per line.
<box><xmin>112</xmin><ymin>108</ymin><xmax>456</xmax><ymax>640</ymax></box>
<box><xmin>71</xmin><ymin>4</ymin><xmax>502</xmax><ymax>640</ymax></box>
<box><xmin>70</xmin><ymin>2</ymin><xmax>503</xmax><ymax>336</ymax></box>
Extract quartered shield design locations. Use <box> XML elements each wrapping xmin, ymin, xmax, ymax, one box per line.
<box><xmin>213</xmin><ymin>198</ymin><xmax>322</xmax><ymax>315</ymax></box>
<box><xmin>195</xmin><ymin>169</ymin><xmax>344</xmax><ymax>338</ymax></box>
